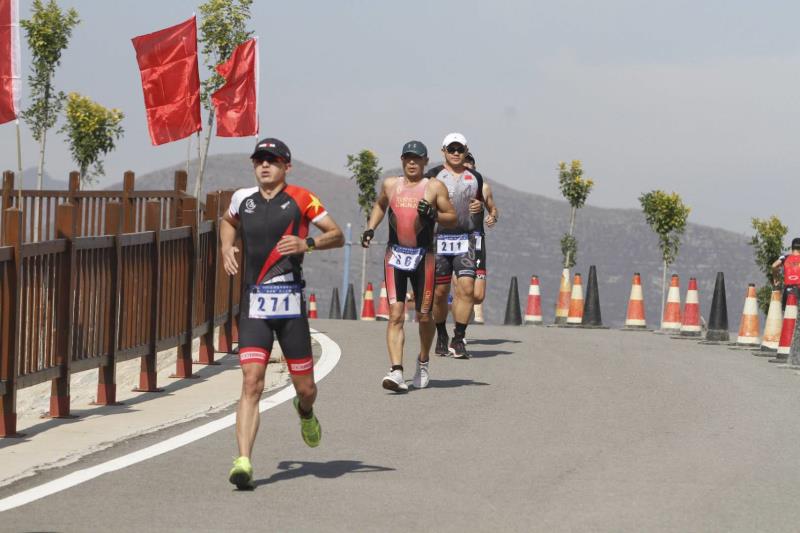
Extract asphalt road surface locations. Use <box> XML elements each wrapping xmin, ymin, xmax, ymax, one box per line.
<box><xmin>3</xmin><ymin>320</ymin><xmax>800</xmax><ymax>532</ymax></box>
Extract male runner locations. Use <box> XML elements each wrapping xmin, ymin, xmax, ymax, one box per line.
<box><xmin>426</xmin><ymin>133</ymin><xmax>484</xmax><ymax>358</ymax></box>
<box><xmin>772</xmin><ymin>237</ymin><xmax>800</xmax><ymax>309</ymax></box>
<box><xmin>221</xmin><ymin>138</ymin><xmax>344</xmax><ymax>489</ymax></box>
<box><xmin>361</xmin><ymin>140</ymin><xmax>456</xmax><ymax>391</ymax></box>
<box><xmin>464</xmin><ymin>152</ymin><xmax>499</xmax><ymax>310</ymax></box>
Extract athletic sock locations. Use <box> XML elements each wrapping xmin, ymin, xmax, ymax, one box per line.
<box><xmin>453</xmin><ymin>322</ymin><xmax>467</xmax><ymax>340</ymax></box>
<box><xmin>391</xmin><ymin>364</ymin><xmax>404</xmax><ymax>372</ymax></box>
<box><xmin>436</xmin><ymin>322</ymin><xmax>448</xmax><ymax>337</ymax></box>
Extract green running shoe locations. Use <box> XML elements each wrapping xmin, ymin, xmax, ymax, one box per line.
<box><xmin>293</xmin><ymin>397</ymin><xmax>322</xmax><ymax>448</ymax></box>
<box><xmin>228</xmin><ymin>456</ymin><xmax>254</xmax><ymax>490</ymax></box>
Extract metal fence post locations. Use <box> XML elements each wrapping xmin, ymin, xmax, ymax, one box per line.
<box><xmin>50</xmin><ymin>202</ymin><xmax>77</xmax><ymax>418</ymax></box>
<box><xmin>135</xmin><ymin>201</ymin><xmax>163</xmax><ymax>392</ymax></box>
<box><xmin>97</xmin><ymin>201</ymin><xmax>123</xmax><ymax>405</ymax></box>
<box><xmin>0</xmin><ymin>207</ymin><xmax>22</xmax><ymax>436</ymax></box>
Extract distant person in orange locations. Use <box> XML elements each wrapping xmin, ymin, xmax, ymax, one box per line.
<box><xmin>464</xmin><ymin>152</ymin><xmax>499</xmax><ymax>311</ymax></box>
<box><xmin>772</xmin><ymin>237</ymin><xmax>800</xmax><ymax>309</ymax></box>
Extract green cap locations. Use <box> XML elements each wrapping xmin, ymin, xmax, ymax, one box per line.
<box><xmin>401</xmin><ymin>140</ymin><xmax>427</xmax><ymax>158</ymax></box>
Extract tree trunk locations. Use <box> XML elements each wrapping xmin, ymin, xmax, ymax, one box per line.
<box><xmin>660</xmin><ymin>259</ymin><xmax>667</xmax><ymax>328</ymax></box>
<box><xmin>563</xmin><ymin>206</ymin><xmax>577</xmax><ymax>268</ymax></box>
<box><xmin>36</xmin><ymin>128</ymin><xmax>46</xmax><ymax>191</ymax></box>
<box><xmin>360</xmin><ymin>238</ymin><xmax>367</xmax><ymax>313</ymax></box>
<box><xmin>194</xmin><ymin>110</ymin><xmax>216</xmax><ymax>199</ymax></box>
<box><xmin>15</xmin><ymin>120</ymin><xmax>22</xmax><ymax>177</ymax></box>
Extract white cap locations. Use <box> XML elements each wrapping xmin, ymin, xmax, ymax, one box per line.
<box><xmin>442</xmin><ymin>132</ymin><xmax>467</xmax><ymax>147</ymax></box>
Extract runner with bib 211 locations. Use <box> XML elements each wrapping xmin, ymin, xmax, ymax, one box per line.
<box><xmin>361</xmin><ymin>140</ymin><xmax>456</xmax><ymax>392</ymax></box>
<box><xmin>221</xmin><ymin>138</ymin><xmax>344</xmax><ymax>489</ymax></box>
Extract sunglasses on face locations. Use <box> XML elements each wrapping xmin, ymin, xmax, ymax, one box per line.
<box><xmin>445</xmin><ymin>144</ymin><xmax>466</xmax><ymax>154</ymax></box>
<box><xmin>253</xmin><ymin>153</ymin><xmax>283</xmax><ymax>165</ymax></box>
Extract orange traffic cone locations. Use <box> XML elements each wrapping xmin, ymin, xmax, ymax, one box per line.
<box><xmin>759</xmin><ymin>289</ymin><xmax>783</xmax><ymax>352</ymax></box>
<box><xmin>679</xmin><ymin>277</ymin><xmax>701</xmax><ymax>337</ymax></box>
<box><xmin>735</xmin><ymin>283</ymin><xmax>760</xmax><ymax>346</ymax></box>
<box><xmin>566</xmin><ymin>273</ymin><xmax>584</xmax><ymax>325</ymax></box>
<box><xmin>623</xmin><ymin>273</ymin><xmax>646</xmax><ymax>329</ymax></box>
<box><xmin>525</xmin><ymin>275</ymin><xmax>543</xmax><ymax>325</ymax></box>
<box><xmin>473</xmin><ymin>303</ymin><xmax>485</xmax><ymax>324</ymax></box>
<box><xmin>308</xmin><ymin>293</ymin><xmax>318</xmax><ymax>319</ymax></box>
<box><xmin>660</xmin><ymin>274</ymin><xmax>682</xmax><ymax>332</ymax></box>
<box><xmin>554</xmin><ymin>268</ymin><xmax>571</xmax><ymax>325</ymax></box>
<box><xmin>773</xmin><ymin>292</ymin><xmax>797</xmax><ymax>362</ymax></box>
<box><xmin>376</xmin><ymin>281</ymin><xmax>390</xmax><ymax>321</ymax></box>
<box><xmin>361</xmin><ymin>282</ymin><xmax>376</xmax><ymax>321</ymax></box>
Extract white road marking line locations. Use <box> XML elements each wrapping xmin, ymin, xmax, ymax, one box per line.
<box><xmin>0</xmin><ymin>329</ymin><xmax>341</xmax><ymax>513</ymax></box>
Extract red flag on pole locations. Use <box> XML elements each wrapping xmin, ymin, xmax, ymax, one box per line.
<box><xmin>0</xmin><ymin>0</ymin><xmax>20</xmax><ymax>125</ymax></box>
<box><xmin>211</xmin><ymin>37</ymin><xmax>259</xmax><ymax>137</ymax></box>
<box><xmin>132</xmin><ymin>16</ymin><xmax>202</xmax><ymax>146</ymax></box>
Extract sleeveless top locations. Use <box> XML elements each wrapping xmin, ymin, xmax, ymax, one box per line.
<box><xmin>387</xmin><ymin>177</ymin><xmax>434</xmax><ymax>250</ymax></box>
<box><xmin>784</xmin><ymin>255</ymin><xmax>800</xmax><ymax>286</ymax></box>
<box><xmin>424</xmin><ymin>165</ymin><xmax>484</xmax><ymax>234</ymax></box>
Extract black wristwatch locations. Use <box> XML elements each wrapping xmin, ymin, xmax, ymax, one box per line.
<box><xmin>305</xmin><ymin>237</ymin><xmax>316</xmax><ymax>252</ymax></box>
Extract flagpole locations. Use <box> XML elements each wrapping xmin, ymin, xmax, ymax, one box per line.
<box><xmin>15</xmin><ymin>119</ymin><xmax>21</xmax><ymax>177</ymax></box>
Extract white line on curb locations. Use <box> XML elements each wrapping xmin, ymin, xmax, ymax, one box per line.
<box><xmin>0</xmin><ymin>329</ymin><xmax>341</xmax><ymax>513</ymax></box>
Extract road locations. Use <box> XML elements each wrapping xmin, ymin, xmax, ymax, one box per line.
<box><xmin>2</xmin><ymin>320</ymin><xmax>800</xmax><ymax>532</ymax></box>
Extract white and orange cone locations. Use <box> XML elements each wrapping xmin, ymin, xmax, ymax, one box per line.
<box><xmin>776</xmin><ymin>292</ymin><xmax>797</xmax><ymax>359</ymax></box>
<box><xmin>736</xmin><ymin>283</ymin><xmax>760</xmax><ymax>346</ymax></box>
<box><xmin>554</xmin><ymin>268</ymin><xmax>571</xmax><ymax>325</ymax></box>
<box><xmin>525</xmin><ymin>275</ymin><xmax>543</xmax><ymax>325</ymax></box>
<box><xmin>473</xmin><ymin>303</ymin><xmax>485</xmax><ymax>324</ymax></box>
<box><xmin>308</xmin><ymin>293</ymin><xmax>318</xmax><ymax>319</ymax></box>
<box><xmin>679</xmin><ymin>277</ymin><xmax>701</xmax><ymax>337</ymax></box>
<box><xmin>760</xmin><ymin>289</ymin><xmax>783</xmax><ymax>352</ymax></box>
<box><xmin>660</xmin><ymin>274</ymin><xmax>682</xmax><ymax>332</ymax></box>
<box><xmin>361</xmin><ymin>282</ymin><xmax>376</xmax><ymax>321</ymax></box>
<box><xmin>566</xmin><ymin>273</ymin><xmax>584</xmax><ymax>325</ymax></box>
<box><xmin>376</xmin><ymin>281</ymin><xmax>390</xmax><ymax>321</ymax></box>
<box><xmin>624</xmin><ymin>273</ymin><xmax>646</xmax><ymax>329</ymax></box>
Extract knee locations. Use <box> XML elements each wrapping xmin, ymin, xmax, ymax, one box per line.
<box><xmin>388</xmin><ymin>306</ymin><xmax>405</xmax><ymax>327</ymax></box>
<box><xmin>242</xmin><ymin>372</ymin><xmax>265</xmax><ymax>399</ymax></box>
<box><xmin>294</xmin><ymin>380</ymin><xmax>317</xmax><ymax>400</ymax></box>
<box><xmin>434</xmin><ymin>285</ymin><xmax>450</xmax><ymax>298</ymax></box>
<box><xmin>417</xmin><ymin>312</ymin><xmax>432</xmax><ymax>324</ymax></box>
<box><xmin>460</xmin><ymin>284</ymin><xmax>475</xmax><ymax>299</ymax></box>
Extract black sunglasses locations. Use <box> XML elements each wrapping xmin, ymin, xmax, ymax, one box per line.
<box><xmin>445</xmin><ymin>144</ymin><xmax>466</xmax><ymax>154</ymax></box>
<box><xmin>253</xmin><ymin>153</ymin><xmax>283</xmax><ymax>165</ymax></box>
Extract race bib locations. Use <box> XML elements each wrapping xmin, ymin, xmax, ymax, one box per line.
<box><xmin>249</xmin><ymin>283</ymin><xmax>303</xmax><ymax>319</ymax></box>
<box><xmin>438</xmin><ymin>234</ymin><xmax>469</xmax><ymax>256</ymax></box>
<box><xmin>388</xmin><ymin>245</ymin><xmax>424</xmax><ymax>272</ymax></box>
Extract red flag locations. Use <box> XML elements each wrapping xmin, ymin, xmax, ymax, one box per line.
<box><xmin>0</xmin><ymin>0</ymin><xmax>20</xmax><ymax>125</ymax></box>
<box><xmin>132</xmin><ymin>17</ymin><xmax>201</xmax><ymax>146</ymax></box>
<box><xmin>211</xmin><ymin>37</ymin><xmax>259</xmax><ymax>137</ymax></box>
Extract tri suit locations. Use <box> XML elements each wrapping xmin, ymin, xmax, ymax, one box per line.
<box><xmin>384</xmin><ymin>177</ymin><xmax>436</xmax><ymax>314</ymax></box>
<box><xmin>227</xmin><ymin>184</ymin><xmax>328</xmax><ymax>374</ymax></box>
<box><xmin>779</xmin><ymin>254</ymin><xmax>800</xmax><ymax>309</ymax></box>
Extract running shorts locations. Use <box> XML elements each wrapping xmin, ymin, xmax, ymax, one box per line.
<box><xmin>435</xmin><ymin>234</ymin><xmax>477</xmax><ymax>283</ymax></box>
<box><xmin>384</xmin><ymin>248</ymin><xmax>435</xmax><ymax>314</ymax></box>
<box><xmin>474</xmin><ymin>232</ymin><xmax>487</xmax><ymax>280</ymax></box>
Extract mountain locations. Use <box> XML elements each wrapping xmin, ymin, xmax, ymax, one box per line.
<box><xmin>18</xmin><ymin>167</ymin><xmax>67</xmax><ymax>190</ymax></box>
<box><xmin>111</xmin><ymin>153</ymin><xmax>762</xmax><ymax>327</ymax></box>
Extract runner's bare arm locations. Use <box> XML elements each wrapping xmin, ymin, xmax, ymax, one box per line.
<box><xmin>220</xmin><ymin>214</ymin><xmax>240</xmax><ymax>276</ymax></box>
<box><xmin>430</xmin><ymin>179</ymin><xmax>457</xmax><ymax>228</ymax></box>
<box><xmin>277</xmin><ymin>214</ymin><xmax>344</xmax><ymax>255</ymax></box>
<box><xmin>483</xmin><ymin>182</ymin><xmax>498</xmax><ymax>227</ymax></box>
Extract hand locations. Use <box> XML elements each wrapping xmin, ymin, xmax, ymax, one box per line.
<box><xmin>417</xmin><ymin>199</ymin><xmax>436</xmax><ymax>221</ymax></box>
<box><xmin>468</xmin><ymin>198</ymin><xmax>484</xmax><ymax>214</ymax></box>
<box><xmin>222</xmin><ymin>245</ymin><xmax>240</xmax><ymax>276</ymax></box>
<box><xmin>276</xmin><ymin>235</ymin><xmax>307</xmax><ymax>255</ymax></box>
<box><xmin>485</xmin><ymin>213</ymin><xmax>497</xmax><ymax>227</ymax></box>
<box><xmin>361</xmin><ymin>228</ymin><xmax>374</xmax><ymax>248</ymax></box>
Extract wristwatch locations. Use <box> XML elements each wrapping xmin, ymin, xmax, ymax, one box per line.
<box><xmin>305</xmin><ymin>237</ymin><xmax>316</xmax><ymax>252</ymax></box>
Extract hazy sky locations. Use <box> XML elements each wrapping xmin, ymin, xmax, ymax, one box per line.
<box><xmin>1</xmin><ymin>0</ymin><xmax>798</xmax><ymax>236</ymax></box>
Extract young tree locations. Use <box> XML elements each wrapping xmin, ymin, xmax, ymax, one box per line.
<box><xmin>639</xmin><ymin>190</ymin><xmax>691</xmax><ymax>324</ymax></box>
<box><xmin>59</xmin><ymin>93</ymin><xmax>124</xmax><ymax>184</ymax></box>
<box><xmin>558</xmin><ymin>160</ymin><xmax>593</xmax><ymax>268</ymax></box>
<box><xmin>346</xmin><ymin>149</ymin><xmax>382</xmax><ymax>297</ymax></box>
<box><xmin>750</xmin><ymin>216</ymin><xmax>788</xmax><ymax>314</ymax></box>
<box><xmin>20</xmin><ymin>0</ymin><xmax>80</xmax><ymax>189</ymax></box>
<box><xmin>194</xmin><ymin>0</ymin><xmax>254</xmax><ymax>198</ymax></box>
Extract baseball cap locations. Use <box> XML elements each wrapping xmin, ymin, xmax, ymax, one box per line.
<box><xmin>792</xmin><ymin>237</ymin><xmax>800</xmax><ymax>249</ymax></box>
<box><xmin>401</xmin><ymin>140</ymin><xmax>427</xmax><ymax>158</ymax></box>
<box><xmin>465</xmin><ymin>152</ymin><xmax>476</xmax><ymax>165</ymax></box>
<box><xmin>442</xmin><ymin>132</ymin><xmax>467</xmax><ymax>147</ymax></box>
<box><xmin>250</xmin><ymin>138</ymin><xmax>291</xmax><ymax>162</ymax></box>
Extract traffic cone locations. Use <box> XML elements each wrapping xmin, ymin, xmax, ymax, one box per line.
<box><xmin>503</xmin><ymin>276</ymin><xmax>522</xmax><ymax>325</ymax></box>
<box><xmin>525</xmin><ymin>275</ymin><xmax>543</xmax><ymax>325</ymax></box>
<box><xmin>308</xmin><ymin>293</ymin><xmax>318</xmax><ymax>319</ymax></box>
<box><xmin>704</xmin><ymin>272</ymin><xmax>730</xmax><ymax>343</ymax></box>
<box><xmin>473</xmin><ymin>303</ymin><xmax>485</xmax><ymax>324</ymax></box>
<box><xmin>735</xmin><ymin>284</ymin><xmax>760</xmax><ymax>346</ymax></box>
<box><xmin>361</xmin><ymin>282</ymin><xmax>376</xmax><ymax>321</ymax></box>
<box><xmin>623</xmin><ymin>273</ymin><xmax>647</xmax><ymax>330</ymax></box>
<box><xmin>679</xmin><ymin>277</ymin><xmax>701</xmax><ymax>337</ymax></box>
<box><xmin>771</xmin><ymin>291</ymin><xmax>797</xmax><ymax>363</ymax></box>
<box><xmin>580</xmin><ymin>265</ymin><xmax>604</xmax><ymax>328</ymax></box>
<box><xmin>328</xmin><ymin>288</ymin><xmax>341</xmax><ymax>319</ymax></box>
<box><xmin>566</xmin><ymin>273</ymin><xmax>584</xmax><ymax>325</ymax></box>
<box><xmin>660</xmin><ymin>274</ymin><xmax>682</xmax><ymax>332</ymax></box>
<box><xmin>342</xmin><ymin>284</ymin><xmax>357</xmax><ymax>320</ymax></box>
<box><xmin>758</xmin><ymin>289</ymin><xmax>782</xmax><ymax>352</ymax></box>
<box><xmin>376</xmin><ymin>281</ymin><xmax>390</xmax><ymax>321</ymax></box>
<box><xmin>554</xmin><ymin>268</ymin><xmax>571</xmax><ymax>325</ymax></box>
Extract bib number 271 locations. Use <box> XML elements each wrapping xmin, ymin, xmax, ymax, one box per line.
<box><xmin>249</xmin><ymin>284</ymin><xmax>302</xmax><ymax>319</ymax></box>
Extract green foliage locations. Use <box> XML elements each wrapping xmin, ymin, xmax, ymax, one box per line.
<box><xmin>198</xmin><ymin>0</ymin><xmax>254</xmax><ymax>113</ymax></box>
<box><xmin>750</xmin><ymin>216</ymin><xmax>787</xmax><ymax>315</ymax></box>
<box><xmin>639</xmin><ymin>190</ymin><xmax>691</xmax><ymax>266</ymax></box>
<box><xmin>560</xmin><ymin>233</ymin><xmax>577</xmax><ymax>269</ymax></box>
<box><xmin>59</xmin><ymin>93</ymin><xmax>124</xmax><ymax>183</ymax></box>
<box><xmin>558</xmin><ymin>160</ymin><xmax>594</xmax><ymax>209</ymax></box>
<box><xmin>20</xmin><ymin>0</ymin><xmax>80</xmax><ymax>141</ymax></box>
<box><xmin>346</xmin><ymin>150</ymin><xmax>382</xmax><ymax>224</ymax></box>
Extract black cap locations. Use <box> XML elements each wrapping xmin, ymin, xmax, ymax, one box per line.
<box><xmin>792</xmin><ymin>238</ymin><xmax>800</xmax><ymax>249</ymax></box>
<box><xmin>465</xmin><ymin>152</ymin><xmax>476</xmax><ymax>165</ymax></box>
<box><xmin>251</xmin><ymin>138</ymin><xmax>291</xmax><ymax>162</ymax></box>
<box><xmin>401</xmin><ymin>140</ymin><xmax>427</xmax><ymax>158</ymax></box>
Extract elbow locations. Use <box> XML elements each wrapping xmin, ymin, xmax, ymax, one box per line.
<box><xmin>333</xmin><ymin>229</ymin><xmax>345</xmax><ymax>248</ymax></box>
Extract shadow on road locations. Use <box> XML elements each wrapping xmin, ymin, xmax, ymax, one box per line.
<box><xmin>468</xmin><ymin>350</ymin><xmax>514</xmax><ymax>358</ymax></box>
<box><xmin>424</xmin><ymin>379</ymin><xmax>489</xmax><ymax>389</ymax></box>
<box><xmin>254</xmin><ymin>460</ymin><xmax>395</xmax><ymax>487</ymax></box>
<box><xmin>465</xmin><ymin>338</ymin><xmax>522</xmax><ymax>346</ymax></box>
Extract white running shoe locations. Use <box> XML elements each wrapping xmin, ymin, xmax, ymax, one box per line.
<box><xmin>412</xmin><ymin>360</ymin><xmax>430</xmax><ymax>389</ymax></box>
<box><xmin>382</xmin><ymin>369</ymin><xmax>408</xmax><ymax>392</ymax></box>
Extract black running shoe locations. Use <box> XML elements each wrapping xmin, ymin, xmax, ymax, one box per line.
<box><xmin>435</xmin><ymin>333</ymin><xmax>450</xmax><ymax>356</ymax></box>
<box><xmin>449</xmin><ymin>337</ymin><xmax>469</xmax><ymax>359</ymax></box>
